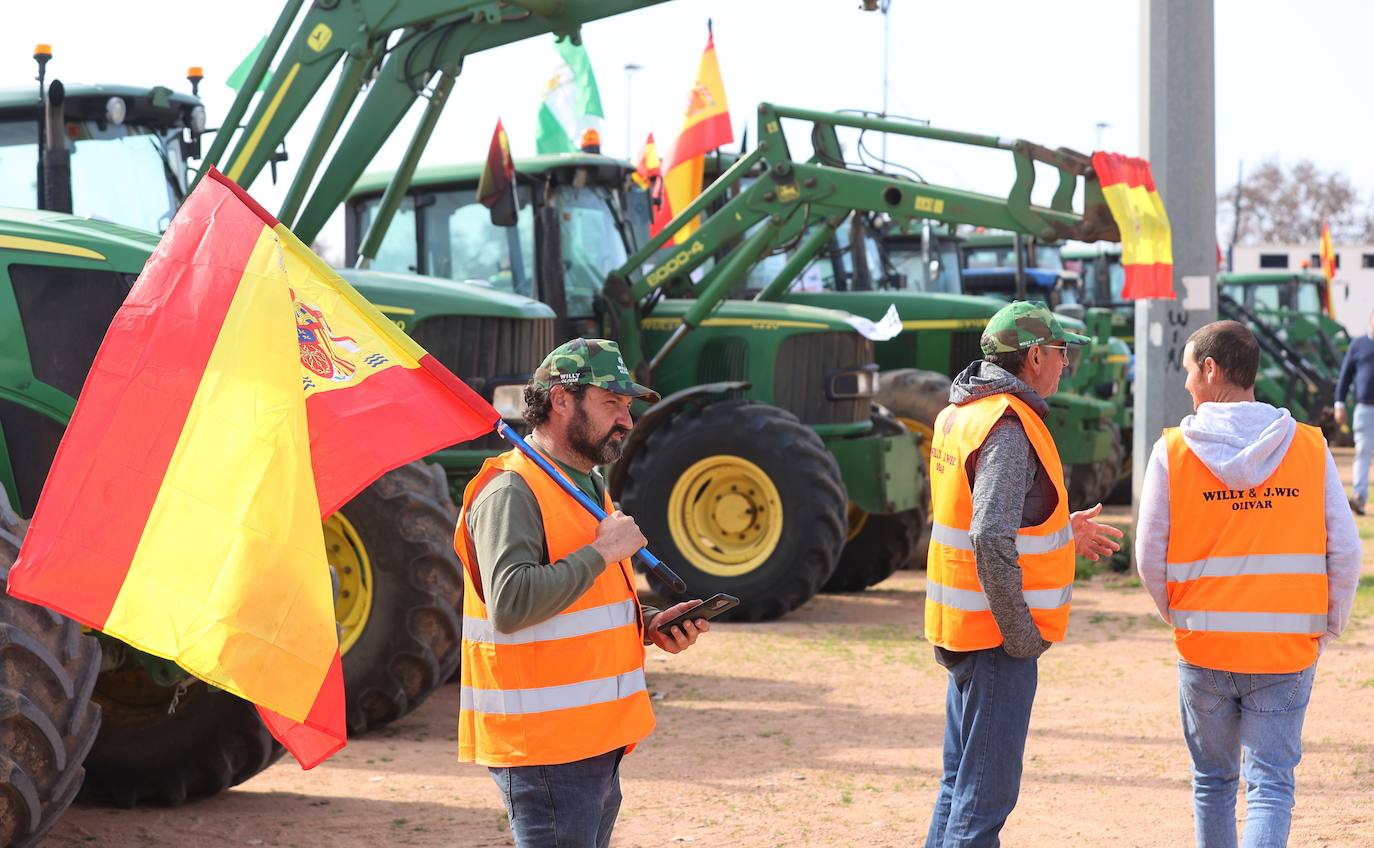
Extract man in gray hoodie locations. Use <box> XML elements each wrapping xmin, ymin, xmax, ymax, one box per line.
<box><xmin>1136</xmin><ymin>320</ymin><xmax>1361</xmax><ymax>848</ymax></box>
<box><xmin>924</xmin><ymin>301</ymin><xmax>1123</xmax><ymax>847</ymax></box>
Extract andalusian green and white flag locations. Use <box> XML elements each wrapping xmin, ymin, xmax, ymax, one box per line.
<box><xmin>536</xmin><ymin>38</ymin><xmax>604</xmax><ymax>154</ymax></box>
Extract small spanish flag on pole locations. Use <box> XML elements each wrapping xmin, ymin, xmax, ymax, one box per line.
<box><xmin>478</xmin><ymin>118</ymin><xmax>518</xmax><ymax>227</ymax></box>
<box><xmin>7</xmin><ymin>168</ymin><xmax>500</xmax><ymax>769</ymax></box>
<box><xmin>653</xmin><ymin>22</ymin><xmax>733</xmax><ymax>242</ymax></box>
<box><xmin>1320</xmin><ymin>220</ymin><xmax>1337</xmax><ymax>316</ymax></box>
<box><xmin>1091</xmin><ymin>152</ymin><xmax>1174</xmax><ymax>300</ymax></box>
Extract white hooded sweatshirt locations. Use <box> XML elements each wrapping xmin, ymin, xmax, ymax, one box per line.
<box><xmin>1135</xmin><ymin>401</ymin><xmax>1363</xmax><ymax>650</ymax></box>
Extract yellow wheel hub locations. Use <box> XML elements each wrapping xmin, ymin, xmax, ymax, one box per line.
<box><xmin>846</xmin><ymin>502</ymin><xmax>869</xmax><ymax>543</ymax></box>
<box><xmin>324</xmin><ymin>512</ymin><xmax>373</xmax><ymax>656</ymax></box>
<box><xmin>667</xmin><ymin>455</ymin><xmax>783</xmax><ymax>577</ymax></box>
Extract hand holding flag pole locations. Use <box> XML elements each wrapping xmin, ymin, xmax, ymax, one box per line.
<box><xmin>496</xmin><ymin>421</ymin><xmax>687</xmax><ymax>594</ymax></box>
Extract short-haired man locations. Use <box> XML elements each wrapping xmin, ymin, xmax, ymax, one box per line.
<box><xmin>1333</xmin><ymin>309</ymin><xmax>1374</xmax><ymax>513</ymax></box>
<box><xmin>455</xmin><ymin>338</ymin><xmax>711</xmax><ymax>848</ymax></box>
<box><xmin>1137</xmin><ymin>320</ymin><xmax>1361</xmax><ymax>847</ymax></box>
<box><xmin>925</xmin><ymin>301</ymin><xmax>1123</xmax><ymax>846</ymax></box>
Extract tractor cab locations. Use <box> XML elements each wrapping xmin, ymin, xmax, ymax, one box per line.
<box><xmin>347</xmin><ymin>154</ymin><xmax>636</xmax><ymax>339</ymax></box>
<box><xmin>0</xmin><ymin>78</ymin><xmax>204</xmax><ymax>233</ymax></box>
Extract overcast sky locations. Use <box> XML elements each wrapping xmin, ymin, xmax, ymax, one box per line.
<box><xmin>3</xmin><ymin>0</ymin><xmax>1371</xmax><ymax>257</ymax></box>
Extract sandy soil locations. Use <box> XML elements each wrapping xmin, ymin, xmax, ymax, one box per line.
<box><xmin>45</xmin><ymin>450</ymin><xmax>1374</xmax><ymax>847</ymax></box>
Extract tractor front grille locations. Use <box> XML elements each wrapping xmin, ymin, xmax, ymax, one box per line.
<box><xmin>409</xmin><ymin>315</ymin><xmax>554</xmax><ymax>449</ymax></box>
<box><xmin>773</xmin><ymin>332</ymin><xmax>872</xmax><ymax>426</ymax></box>
<box><xmin>949</xmin><ymin>330</ymin><xmax>984</xmax><ymax>376</ymax></box>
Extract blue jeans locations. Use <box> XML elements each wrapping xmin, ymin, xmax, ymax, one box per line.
<box><xmin>489</xmin><ymin>748</ymin><xmax>625</xmax><ymax>848</ymax></box>
<box><xmin>1178</xmin><ymin>660</ymin><xmax>1316</xmax><ymax>848</ymax></box>
<box><xmin>926</xmin><ymin>647</ymin><xmax>1039</xmax><ymax>848</ymax></box>
<box><xmin>1352</xmin><ymin>403</ymin><xmax>1374</xmax><ymax>505</ymax></box>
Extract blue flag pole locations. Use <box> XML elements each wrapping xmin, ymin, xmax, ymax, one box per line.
<box><xmin>496</xmin><ymin>422</ymin><xmax>688</xmax><ymax>594</ymax></box>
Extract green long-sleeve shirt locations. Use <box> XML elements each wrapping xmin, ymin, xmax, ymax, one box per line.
<box><xmin>465</xmin><ymin>450</ymin><xmax>659</xmax><ymax>635</ymax></box>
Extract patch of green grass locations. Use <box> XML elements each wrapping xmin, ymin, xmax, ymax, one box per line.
<box><xmin>1358</xmin><ymin>523</ymin><xmax>1374</xmax><ymax>540</ymax></box>
<box><xmin>1075</xmin><ymin>557</ymin><xmax>1102</xmax><ymax>581</ymax></box>
<box><xmin>840</xmin><ymin>790</ymin><xmax>854</xmax><ymax>805</ymax></box>
<box><xmin>391</xmin><ymin>818</ymin><xmax>408</xmax><ymax>828</ymax></box>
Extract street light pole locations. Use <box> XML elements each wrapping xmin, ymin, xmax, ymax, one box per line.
<box><xmin>880</xmin><ymin>0</ymin><xmax>891</xmax><ymax>163</ymax></box>
<box><xmin>624</xmin><ymin>63</ymin><xmax>643</xmax><ymax>158</ymax></box>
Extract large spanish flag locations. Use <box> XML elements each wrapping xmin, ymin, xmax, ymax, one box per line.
<box><xmin>652</xmin><ymin>24</ymin><xmax>733</xmax><ymax>242</ymax></box>
<box><xmin>8</xmin><ymin>168</ymin><xmax>499</xmax><ymax>769</ymax></box>
<box><xmin>1092</xmin><ymin>152</ymin><xmax>1174</xmax><ymax>299</ymax></box>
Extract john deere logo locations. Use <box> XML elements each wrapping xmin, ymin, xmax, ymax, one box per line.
<box><xmin>646</xmin><ymin>240</ymin><xmax>706</xmax><ymax>287</ymax></box>
<box><xmin>307</xmin><ymin>23</ymin><xmax>333</xmax><ymax>52</ymax></box>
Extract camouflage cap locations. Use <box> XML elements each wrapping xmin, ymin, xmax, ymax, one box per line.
<box><xmin>980</xmin><ymin>300</ymin><xmax>1092</xmax><ymax>355</ymax></box>
<box><xmin>531</xmin><ymin>338</ymin><xmax>661</xmax><ymax>403</ymax></box>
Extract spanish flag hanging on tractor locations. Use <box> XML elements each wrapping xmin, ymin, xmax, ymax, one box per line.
<box><xmin>1091</xmin><ymin>152</ymin><xmax>1174</xmax><ymax>299</ymax></box>
<box><xmin>652</xmin><ymin>22</ymin><xmax>733</xmax><ymax>242</ymax></box>
<box><xmin>8</xmin><ymin>168</ymin><xmax>499</xmax><ymax>769</ymax></box>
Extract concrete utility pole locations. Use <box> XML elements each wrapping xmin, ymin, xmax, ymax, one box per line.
<box><xmin>1133</xmin><ymin>0</ymin><xmax>1219</xmax><ymax>504</ymax></box>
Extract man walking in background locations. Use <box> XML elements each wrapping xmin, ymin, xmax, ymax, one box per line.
<box><xmin>1334</xmin><ymin>309</ymin><xmax>1374</xmax><ymax>513</ymax></box>
<box><xmin>924</xmin><ymin>301</ymin><xmax>1123</xmax><ymax>847</ymax></box>
<box><xmin>455</xmin><ymin>338</ymin><xmax>711</xmax><ymax>848</ymax></box>
<box><xmin>1136</xmin><ymin>320</ymin><xmax>1361</xmax><ymax>847</ymax></box>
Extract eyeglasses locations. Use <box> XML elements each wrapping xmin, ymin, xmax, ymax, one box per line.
<box><xmin>1042</xmin><ymin>344</ymin><xmax>1069</xmax><ymax>359</ymax></box>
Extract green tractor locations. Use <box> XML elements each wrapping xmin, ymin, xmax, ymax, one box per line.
<box><xmin>345</xmin><ymin>152</ymin><xmax>922</xmax><ymax>607</ymax></box>
<box><xmin>1218</xmin><ymin>271</ymin><xmax>1349</xmax><ymax>437</ymax></box>
<box><xmin>675</xmin><ymin>110</ymin><xmax>1128</xmax><ymax>512</ymax></box>
<box><xmin>0</xmin><ymin>0</ymin><xmax>671</xmax><ymax>834</ymax></box>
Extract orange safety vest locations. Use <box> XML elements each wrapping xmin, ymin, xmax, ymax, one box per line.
<box><xmin>925</xmin><ymin>393</ymin><xmax>1076</xmax><ymax>651</ymax></box>
<box><xmin>1164</xmin><ymin>424</ymin><xmax>1328</xmax><ymax>673</ymax></box>
<box><xmin>455</xmin><ymin>448</ymin><xmax>655</xmax><ymax>767</ymax></box>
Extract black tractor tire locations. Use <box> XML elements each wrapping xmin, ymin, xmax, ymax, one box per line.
<box><xmin>333</xmin><ymin>461</ymin><xmax>464</xmax><ymax>735</ymax></box>
<box><xmin>874</xmin><ymin>369</ymin><xmax>949</xmax><ymax>570</ymax></box>
<box><xmin>826</xmin><ymin>510</ymin><xmax>924</xmax><ymax>592</ymax></box>
<box><xmin>824</xmin><ymin>408</ymin><xmax>928</xmax><ymax>592</ymax></box>
<box><xmin>82</xmin><ymin>676</ymin><xmax>283</xmax><ymax>808</ymax></box>
<box><xmin>619</xmin><ymin>402</ymin><xmax>846</xmax><ymax>622</ymax></box>
<box><xmin>0</xmin><ymin>512</ymin><xmax>102</xmax><ymax>845</ymax></box>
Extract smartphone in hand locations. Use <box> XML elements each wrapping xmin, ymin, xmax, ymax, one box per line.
<box><xmin>654</xmin><ymin>593</ymin><xmax>739</xmax><ymax>634</ymax></box>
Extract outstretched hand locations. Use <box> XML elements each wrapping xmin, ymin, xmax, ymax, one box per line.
<box><xmin>1070</xmin><ymin>503</ymin><xmax>1125</xmax><ymax>561</ymax></box>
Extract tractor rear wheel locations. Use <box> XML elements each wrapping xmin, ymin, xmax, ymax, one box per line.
<box><xmin>620</xmin><ymin>402</ymin><xmax>846</xmax><ymax>622</ymax></box>
<box><xmin>331</xmin><ymin>461</ymin><xmax>463</xmax><ymax>735</ymax></box>
<box><xmin>874</xmin><ymin>369</ymin><xmax>950</xmax><ymax>569</ymax></box>
<box><xmin>0</xmin><ymin>510</ymin><xmax>101</xmax><ymax>845</ymax></box>
<box><xmin>824</xmin><ymin>409</ymin><xmax>928</xmax><ymax>592</ymax></box>
<box><xmin>82</xmin><ymin>673</ymin><xmax>282</xmax><ymax>807</ymax></box>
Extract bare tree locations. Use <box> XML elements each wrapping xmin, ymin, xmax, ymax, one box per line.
<box><xmin>1218</xmin><ymin>158</ymin><xmax>1372</xmax><ymax>244</ymax></box>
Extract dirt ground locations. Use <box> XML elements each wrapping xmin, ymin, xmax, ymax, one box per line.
<box><xmin>46</xmin><ymin>449</ymin><xmax>1374</xmax><ymax>847</ymax></box>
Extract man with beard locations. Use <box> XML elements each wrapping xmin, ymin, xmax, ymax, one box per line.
<box><xmin>455</xmin><ymin>338</ymin><xmax>710</xmax><ymax>848</ymax></box>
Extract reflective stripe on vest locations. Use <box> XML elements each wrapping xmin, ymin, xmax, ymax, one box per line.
<box><xmin>463</xmin><ymin>600</ymin><xmax>639</xmax><ymax>646</ymax></box>
<box><xmin>455</xmin><ymin>447</ymin><xmax>655</xmax><ymax>767</ymax></box>
<box><xmin>1165</xmin><ymin>553</ymin><xmax>1326</xmax><ymax>583</ymax></box>
<box><xmin>930</xmin><ymin>522</ymin><xmax>1073</xmax><ymax>556</ymax></box>
<box><xmin>926</xmin><ymin>580</ymin><xmax>1073</xmax><ymax>612</ymax></box>
<box><xmin>1163</xmin><ymin>424</ymin><xmax>1328</xmax><ymax>674</ymax></box>
<box><xmin>924</xmin><ymin>392</ymin><xmax>1076</xmax><ymax>651</ymax></box>
<box><xmin>1169</xmin><ymin>610</ymin><xmax>1327</xmax><ymax>635</ymax></box>
<box><xmin>461</xmin><ymin>669</ymin><xmax>648</xmax><ymax>716</ymax></box>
